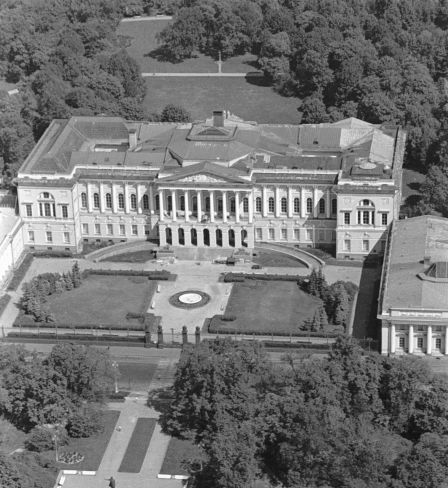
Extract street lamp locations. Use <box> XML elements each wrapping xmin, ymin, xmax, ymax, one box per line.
<box><xmin>52</xmin><ymin>433</ymin><xmax>59</xmax><ymax>462</ymax></box>
<box><xmin>111</xmin><ymin>361</ymin><xmax>119</xmax><ymax>394</ymax></box>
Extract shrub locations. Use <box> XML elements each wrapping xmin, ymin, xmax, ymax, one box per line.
<box><xmin>25</xmin><ymin>426</ymin><xmax>68</xmax><ymax>452</ymax></box>
<box><xmin>66</xmin><ymin>408</ymin><xmax>104</xmax><ymax>438</ymax></box>
<box><xmin>221</xmin><ymin>315</ymin><xmax>236</xmax><ymax>322</ymax></box>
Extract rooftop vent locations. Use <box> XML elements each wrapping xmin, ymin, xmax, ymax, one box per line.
<box><xmin>213</xmin><ymin>110</ymin><xmax>225</xmax><ymax>127</ymax></box>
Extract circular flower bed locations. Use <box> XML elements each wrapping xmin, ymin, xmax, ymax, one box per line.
<box><xmin>169</xmin><ymin>290</ymin><xmax>211</xmax><ymax>309</ymax></box>
<box><xmin>58</xmin><ymin>451</ymin><xmax>84</xmax><ymax>464</ymax></box>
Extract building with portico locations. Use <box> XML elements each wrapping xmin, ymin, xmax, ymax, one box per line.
<box><xmin>16</xmin><ymin>111</ymin><xmax>405</xmax><ymax>258</ymax></box>
<box><xmin>378</xmin><ymin>215</ymin><xmax>448</xmax><ymax>356</ymax></box>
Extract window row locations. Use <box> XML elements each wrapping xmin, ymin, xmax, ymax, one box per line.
<box><xmin>28</xmin><ymin>230</ymin><xmax>71</xmax><ymax>244</ymax></box>
<box><xmin>81</xmin><ymin>223</ymin><xmax>139</xmax><ymax>236</ymax></box>
<box><xmin>343</xmin><ymin>212</ymin><xmax>388</xmax><ymax>226</ymax></box>
<box><xmin>255</xmin><ymin>197</ymin><xmax>337</xmax><ymax>215</ymax></box>
<box><xmin>26</xmin><ymin>203</ymin><xmax>69</xmax><ymax>219</ymax></box>
<box><xmin>255</xmin><ymin>228</ymin><xmax>335</xmax><ymax>241</ymax></box>
<box><xmin>80</xmin><ymin>192</ymin><xmax>150</xmax><ymax>211</ymax></box>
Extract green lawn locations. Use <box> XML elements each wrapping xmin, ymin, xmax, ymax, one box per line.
<box><xmin>252</xmin><ymin>250</ymin><xmax>306</xmax><ymax>268</ymax></box>
<box><xmin>143</xmin><ymin>77</ymin><xmax>300</xmax><ymax>123</ymax></box>
<box><xmin>118</xmin><ymin>418</ymin><xmax>157</xmax><ymax>473</ymax></box>
<box><xmin>160</xmin><ymin>437</ymin><xmax>203</xmax><ymax>476</ymax></box>
<box><xmin>117</xmin><ymin>19</ymin><xmax>258</xmax><ymax>73</ymax></box>
<box><xmin>102</xmin><ymin>250</ymin><xmax>155</xmax><ymax>263</ymax></box>
<box><xmin>44</xmin><ymin>275</ymin><xmax>156</xmax><ymax>325</ymax></box>
<box><xmin>211</xmin><ymin>281</ymin><xmax>322</xmax><ymax>334</ymax></box>
<box><xmin>56</xmin><ymin>410</ymin><xmax>120</xmax><ymax>471</ymax></box>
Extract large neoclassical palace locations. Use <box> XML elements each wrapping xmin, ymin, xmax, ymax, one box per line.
<box><xmin>16</xmin><ymin>111</ymin><xmax>405</xmax><ymax>258</ymax></box>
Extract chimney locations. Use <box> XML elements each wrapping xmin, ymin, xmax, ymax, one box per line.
<box><xmin>128</xmin><ymin>128</ymin><xmax>137</xmax><ymax>149</ymax></box>
<box><xmin>213</xmin><ymin>110</ymin><xmax>224</xmax><ymax>127</ymax></box>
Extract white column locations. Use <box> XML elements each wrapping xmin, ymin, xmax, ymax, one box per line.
<box><xmin>159</xmin><ymin>189</ymin><xmax>164</xmax><ymax>222</ymax></box>
<box><xmin>445</xmin><ymin>328</ymin><xmax>448</xmax><ymax>355</ymax></box>
<box><xmin>248</xmin><ymin>191</ymin><xmax>254</xmax><ymax>224</ymax></box>
<box><xmin>184</xmin><ymin>190</ymin><xmax>189</xmax><ymax>222</ymax></box>
<box><xmin>275</xmin><ymin>187</ymin><xmax>280</xmax><ymax>218</ymax></box>
<box><xmin>171</xmin><ymin>190</ymin><xmax>177</xmax><ymax>222</ymax></box>
<box><xmin>427</xmin><ymin>325</ymin><xmax>432</xmax><ymax>355</ymax></box>
<box><xmin>99</xmin><ymin>183</ymin><xmax>105</xmax><ymax>213</ymax></box>
<box><xmin>326</xmin><ymin>189</ymin><xmax>331</xmax><ymax>218</ymax></box>
<box><xmin>171</xmin><ymin>226</ymin><xmax>179</xmax><ymax>246</ymax></box>
<box><xmin>390</xmin><ymin>323</ymin><xmax>396</xmax><ymax>354</ymax></box>
<box><xmin>313</xmin><ymin>187</ymin><xmax>318</xmax><ymax>218</ymax></box>
<box><xmin>222</xmin><ymin>191</ymin><xmax>227</xmax><ymax>222</ymax></box>
<box><xmin>300</xmin><ymin>187</ymin><xmax>306</xmax><ymax>218</ymax></box>
<box><xmin>112</xmin><ymin>185</ymin><xmax>118</xmax><ymax>213</ymax></box>
<box><xmin>149</xmin><ymin>185</ymin><xmax>154</xmax><ymax>213</ymax></box>
<box><xmin>124</xmin><ymin>184</ymin><xmax>130</xmax><ymax>214</ymax></box>
<box><xmin>197</xmin><ymin>190</ymin><xmax>202</xmax><ymax>222</ymax></box>
<box><xmin>287</xmin><ymin>187</ymin><xmax>293</xmax><ymax>218</ymax></box>
<box><xmin>262</xmin><ymin>187</ymin><xmax>268</xmax><ymax>217</ymax></box>
<box><xmin>408</xmin><ymin>324</ymin><xmax>414</xmax><ymax>354</ymax></box>
<box><xmin>235</xmin><ymin>191</ymin><xmax>240</xmax><ymax>223</ymax></box>
<box><xmin>235</xmin><ymin>228</ymin><xmax>242</xmax><ymax>248</ymax></box>
<box><xmin>86</xmin><ymin>183</ymin><xmax>93</xmax><ymax>212</ymax></box>
<box><xmin>137</xmin><ymin>185</ymin><xmax>143</xmax><ymax>214</ymax></box>
<box><xmin>210</xmin><ymin>190</ymin><xmax>215</xmax><ymax>223</ymax></box>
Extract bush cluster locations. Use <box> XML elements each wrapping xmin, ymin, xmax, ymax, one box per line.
<box><xmin>66</xmin><ymin>408</ymin><xmax>104</xmax><ymax>438</ymax></box>
<box><xmin>223</xmin><ymin>273</ymin><xmax>300</xmax><ymax>283</ymax></box>
<box><xmin>0</xmin><ymin>294</ymin><xmax>11</xmax><ymax>317</ymax></box>
<box><xmin>13</xmin><ymin>319</ymin><xmax>145</xmax><ymax>331</ymax></box>
<box><xmin>83</xmin><ymin>269</ymin><xmax>172</xmax><ymax>280</ymax></box>
<box><xmin>25</xmin><ymin>426</ymin><xmax>69</xmax><ymax>452</ymax></box>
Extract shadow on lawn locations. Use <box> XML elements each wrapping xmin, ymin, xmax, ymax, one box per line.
<box><xmin>145</xmin><ymin>46</ymin><xmax>183</xmax><ymax>63</ymax></box>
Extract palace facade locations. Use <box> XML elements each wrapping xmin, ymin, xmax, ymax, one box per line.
<box><xmin>16</xmin><ymin>111</ymin><xmax>405</xmax><ymax>258</ymax></box>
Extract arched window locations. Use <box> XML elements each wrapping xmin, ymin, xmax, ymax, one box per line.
<box><xmin>281</xmin><ymin>197</ymin><xmax>287</xmax><ymax>213</ymax></box>
<box><xmin>118</xmin><ymin>193</ymin><xmax>124</xmax><ymax>209</ymax></box>
<box><xmin>306</xmin><ymin>198</ymin><xmax>313</xmax><ymax>214</ymax></box>
<box><xmin>332</xmin><ymin>198</ymin><xmax>337</xmax><ymax>214</ymax></box>
<box><xmin>268</xmin><ymin>197</ymin><xmax>275</xmax><ymax>213</ymax></box>
<box><xmin>93</xmin><ymin>193</ymin><xmax>100</xmax><ymax>208</ymax></box>
<box><xmin>38</xmin><ymin>192</ymin><xmax>56</xmax><ymax>217</ymax></box>
<box><xmin>255</xmin><ymin>197</ymin><xmax>262</xmax><ymax>212</ymax></box>
<box><xmin>106</xmin><ymin>193</ymin><xmax>112</xmax><ymax>209</ymax></box>
<box><xmin>81</xmin><ymin>192</ymin><xmax>87</xmax><ymax>208</ymax></box>
<box><xmin>243</xmin><ymin>197</ymin><xmax>249</xmax><ymax>213</ymax></box>
<box><xmin>360</xmin><ymin>199</ymin><xmax>374</xmax><ymax>206</ymax></box>
<box><xmin>294</xmin><ymin>198</ymin><xmax>300</xmax><ymax>214</ymax></box>
<box><xmin>130</xmin><ymin>194</ymin><xmax>137</xmax><ymax>210</ymax></box>
<box><xmin>319</xmin><ymin>198</ymin><xmax>325</xmax><ymax>214</ymax></box>
<box><xmin>142</xmin><ymin>194</ymin><xmax>149</xmax><ymax>210</ymax></box>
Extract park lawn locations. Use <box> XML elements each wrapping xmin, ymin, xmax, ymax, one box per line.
<box><xmin>118</xmin><ymin>418</ymin><xmax>157</xmax><ymax>473</ymax></box>
<box><xmin>118</xmin><ymin>361</ymin><xmax>158</xmax><ymax>391</ymax></box>
<box><xmin>102</xmin><ymin>250</ymin><xmax>155</xmax><ymax>263</ymax></box>
<box><xmin>143</xmin><ymin>77</ymin><xmax>300</xmax><ymax>124</ymax></box>
<box><xmin>213</xmin><ymin>281</ymin><xmax>322</xmax><ymax>334</ymax></box>
<box><xmin>160</xmin><ymin>437</ymin><xmax>204</xmax><ymax>476</ymax></box>
<box><xmin>56</xmin><ymin>410</ymin><xmax>120</xmax><ymax>471</ymax></box>
<box><xmin>117</xmin><ymin>19</ymin><xmax>257</xmax><ymax>73</ymax></box>
<box><xmin>252</xmin><ymin>250</ymin><xmax>306</xmax><ymax>268</ymax></box>
<box><xmin>44</xmin><ymin>275</ymin><xmax>156</xmax><ymax>325</ymax></box>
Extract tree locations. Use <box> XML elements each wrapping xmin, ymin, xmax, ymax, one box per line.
<box><xmin>71</xmin><ymin>261</ymin><xmax>82</xmax><ymax>288</ymax></box>
<box><xmin>106</xmin><ymin>49</ymin><xmax>146</xmax><ymax>100</ymax></box>
<box><xmin>0</xmin><ymin>453</ymin><xmax>32</xmax><ymax>488</ymax></box>
<box><xmin>160</xmin><ymin>104</ymin><xmax>191</xmax><ymax>123</ymax></box>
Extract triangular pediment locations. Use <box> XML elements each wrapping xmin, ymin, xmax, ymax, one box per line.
<box><xmin>158</xmin><ymin>162</ymin><xmax>250</xmax><ymax>185</ymax></box>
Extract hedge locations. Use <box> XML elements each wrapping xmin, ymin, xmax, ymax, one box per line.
<box><xmin>7</xmin><ymin>254</ymin><xmax>33</xmax><ymax>291</ymax></box>
<box><xmin>31</xmin><ymin>250</ymin><xmax>74</xmax><ymax>258</ymax></box>
<box><xmin>7</xmin><ymin>331</ymin><xmax>145</xmax><ymax>342</ymax></box>
<box><xmin>13</xmin><ymin>316</ymin><xmax>145</xmax><ymax>331</ymax></box>
<box><xmin>0</xmin><ymin>294</ymin><xmax>11</xmax><ymax>317</ymax></box>
<box><xmin>82</xmin><ymin>269</ymin><xmax>174</xmax><ymax>281</ymax></box>
<box><xmin>223</xmin><ymin>273</ymin><xmax>301</xmax><ymax>283</ymax></box>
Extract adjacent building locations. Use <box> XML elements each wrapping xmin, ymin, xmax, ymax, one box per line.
<box><xmin>16</xmin><ymin>111</ymin><xmax>405</xmax><ymax>258</ymax></box>
<box><xmin>378</xmin><ymin>215</ymin><xmax>448</xmax><ymax>355</ymax></box>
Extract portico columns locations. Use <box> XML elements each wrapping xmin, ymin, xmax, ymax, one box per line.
<box><xmin>427</xmin><ymin>325</ymin><xmax>432</xmax><ymax>354</ymax></box>
<box><xmin>235</xmin><ymin>192</ymin><xmax>240</xmax><ymax>223</ymax></box>
<box><xmin>210</xmin><ymin>191</ymin><xmax>215</xmax><ymax>223</ymax></box>
<box><xmin>287</xmin><ymin>187</ymin><xmax>293</xmax><ymax>218</ymax></box>
<box><xmin>112</xmin><ymin>185</ymin><xmax>118</xmax><ymax>213</ymax></box>
<box><xmin>159</xmin><ymin>189</ymin><xmax>165</xmax><ymax>222</ymax></box>
<box><xmin>124</xmin><ymin>184</ymin><xmax>130</xmax><ymax>214</ymax></box>
<box><xmin>184</xmin><ymin>190</ymin><xmax>189</xmax><ymax>222</ymax></box>
<box><xmin>390</xmin><ymin>323</ymin><xmax>396</xmax><ymax>354</ymax></box>
<box><xmin>313</xmin><ymin>187</ymin><xmax>319</xmax><ymax>218</ymax></box>
<box><xmin>262</xmin><ymin>187</ymin><xmax>268</xmax><ymax>217</ymax></box>
<box><xmin>171</xmin><ymin>190</ymin><xmax>177</xmax><ymax>221</ymax></box>
<box><xmin>99</xmin><ymin>183</ymin><xmax>105</xmax><ymax>213</ymax></box>
<box><xmin>408</xmin><ymin>324</ymin><xmax>414</xmax><ymax>354</ymax></box>
<box><xmin>222</xmin><ymin>191</ymin><xmax>227</xmax><ymax>222</ymax></box>
<box><xmin>248</xmin><ymin>192</ymin><xmax>254</xmax><ymax>224</ymax></box>
<box><xmin>275</xmin><ymin>187</ymin><xmax>280</xmax><ymax>218</ymax></box>
<box><xmin>197</xmin><ymin>190</ymin><xmax>202</xmax><ymax>222</ymax></box>
<box><xmin>300</xmin><ymin>187</ymin><xmax>306</xmax><ymax>218</ymax></box>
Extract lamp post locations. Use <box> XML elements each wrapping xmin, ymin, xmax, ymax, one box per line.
<box><xmin>111</xmin><ymin>361</ymin><xmax>119</xmax><ymax>394</ymax></box>
<box><xmin>52</xmin><ymin>433</ymin><xmax>59</xmax><ymax>462</ymax></box>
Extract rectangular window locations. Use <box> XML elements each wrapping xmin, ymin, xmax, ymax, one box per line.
<box><xmin>94</xmin><ymin>223</ymin><xmax>101</xmax><ymax>235</ymax></box>
<box><xmin>118</xmin><ymin>193</ymin><xmax>124</xmax><ymax>210</ymax></box>
<box><xmin>363</xmin><ymin>211</ymin><xmax>370</xmax><ymax>225</ymax></box>
<box><xmin>399</xmin><ymin>337</ymin><xmax>405</xmax><ymax>348</ymax></box>
<box><xmin>294</xmin><ymin>228</ymin><xmax>300</xmax><ymax>241</ymax></box>
<box><xmin>82</xmin><ymin>223</ymin><xmax>88</xmax><ymax>235</ymax></box>
<box><xmin>44</xmin><ymin>202</ymin><xmax>51</xmax><ymax>217</ymax></box>
<box><xmin>436</xmin><ymin>338</ymin><xmax>442</xmax><ymax>349</ymax></box>
<box><xmin>344</xmin><ymin>212</ymin><xmax>350</xmax><ymax>225</ymax></box>
<box><xmin>256</xmin><ymin>228</ymin><xmax>262</xmax><ymax>240</ymax></box>
<box><xmin>25</xmin><ymin>204</ymin><xmax>32</xmax><ymax>217</ymax></box>
<box><xmin>362</xmin><ymin>240</ymin><xmax>369</xmax><ymax>252</ymax></box>
<box><xmin>63</xmin><ymin>232</ymin><xmax>70</xmax><ymax>244</ymax></box>
<box><xmin>28</xmin><ymin>230</ymin><xmax>35</xmax><ymax>242</ymax></box>
<box><xmin>268</xmin><ymin>198</ymin><xmax>275</xmax><ymax>213</ymax></box>
<box><xmin>107</xmin><ymin>224</ymin><xmax>113</xmax><ymax>235</ymax></box>
<box><xmin>62</xmin><ymin>205</ymin><xmax>68</xmax><ymax>218</ymax></box>
<box><xmin>344</xmin><ymin>239</ymin><xmax>351</xmax><ymax>251</ymax></box>
<box><xmin>318</xmin><ymin>230</ymin><xmax>325</xmax><ymax>241</ymax></box>
<box><xmin>381</xmin><ymin>213</ymin><xmax>388</xmax><ymax>226</ymax></box>
<box><xmin>281</xmin><ymin>228</ymin><xmax>287</xmax><ymax>240</ymax></box>
<box><xmin>268</xmin><ymin>228</ymin><xmax>275</xmax><ymax>240</ymax></box>
<box><xmin>46</xmin><ymin>231</ymin><xmax>52</xmax><ymax>243</ymax></box>
<box><xmin>119</xmin><ymin>224</ymin><xmax>125</xmax><ymax>236</ymax></box>
<box><xmin>417</xmin><ymin>337</ymin><xmax>424</xmax><ymax>349</ymax></box>
<box><xmin>132</xmin><ymin>224</ymin><xmax>138</xmax><ymax>236</ymax></box>
<box><xmin>306</xmin><ymin>229</ymin><xmax>312</xmax><ymax>241</ymax></box>
<box><xmin>255</xmin><ymin>197</ymin><xmax>262</xmax><ymax>213</ymax></box>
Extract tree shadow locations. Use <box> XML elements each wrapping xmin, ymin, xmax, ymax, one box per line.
<box><xmin>147</xmin><ymin>386</ymin><xmax>174</xmax><ymax>416</ymax></box>
<box><xmin>144</xmin><ymin>46</ymin><xmax>183</xmax><ymax>64</ymax></box>
<box><xmin>408</xmin><ymin>182</ymin><xmax>422</xmax><ymax>192</ymax></box>
<box><xmin>245</xmin><ymin>72</ymin><xmax>271</xmax><ymax>87</ymax></box>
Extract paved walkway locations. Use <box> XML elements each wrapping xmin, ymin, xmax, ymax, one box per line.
<box><xmin>142</xmin><ymin>72</ymin><xmax>250</xmax><ymax>77</ymax></box>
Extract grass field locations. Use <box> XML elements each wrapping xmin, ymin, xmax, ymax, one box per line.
<box><xmin>45</xmin><ymin>275</ymin><xmax>156</xmax><ymax>325</ymax></box>
<box><xmin>160</xmin><ymin>437</ymin><xmax>203</xmax><ymax>475</ymax></box>
<box><xmin>143</xmin><ymin>77</ymin><xmax>300</xmax><ymax>123</ymax></box>
<box><xmin>56</xmin><ymin>410</ymin><xmax>120</xmax><ymax>471</ymax></box>
<box><xmin>252</xmin><ymin>250</ymin><xmax>306</xmax><ymax>268</ymax></box>
<box><xmin>118</xmin><ymin>418</ymin><xmax>157</xmax><ymax>473</ymax></box>
<box><xmin>211</xmin><ymin>281</ymin><xmax>322</xmax><ymax>334</ymax></box>
<box><xmin>102</xmin><ymin>250</ymin><xmax>155</xmax><ymax>263</ymax></box>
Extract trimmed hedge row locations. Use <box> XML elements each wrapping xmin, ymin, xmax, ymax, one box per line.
<box><xmin>13</xmin><ymin>318</ymin><xmax>146</xmax><ymax>331</ymax></box>
<box><xmin>83</xmin><ymin>269</ymin><xmax>174</xmax><ymax>281</ymax></box>
<box><xmin>223</xmin><ymin>273</ymin><xmax>300</xmax><ymax>283</ymax></box>
<box><xmin>208</xmin><ymin>315</ymin><xmax>342</xmax><ymax>338</ymax></box>
<box><xmin>0</xmin><ymin>293</ymin><xmax>11</xmax><ymax>317</ymax></box>
<box><xmin>263</xmin><ymin>342</ymin><xmax>332</xmax><ymax>350</ymax></box>
<box><xmin>7</xmin><ymin>331</ymin><xmax>145</xmax><ymax>342</ymax></box>
<box><xmin>7</xmin><ymin>254</ymin><xmax>34</xmax><ymax>291</ymax></box>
